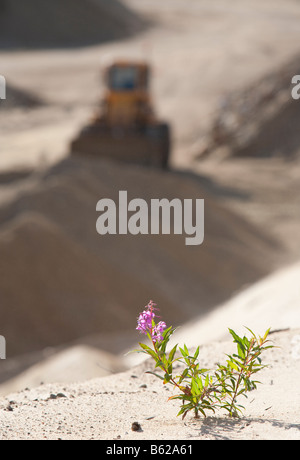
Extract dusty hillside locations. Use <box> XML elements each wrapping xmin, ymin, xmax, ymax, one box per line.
<box><xmin>0</xmin><ymin>0</ymin><xmax>145</xmax><ymax>48</ymax></box>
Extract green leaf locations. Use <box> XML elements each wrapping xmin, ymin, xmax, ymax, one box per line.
<box><xmin>230</xmin><ymin>377</ymin><xmax>236</xmax><ymax>390</ymax></box>
<box><xmin>242</xmin><ymin>336</ymin><xmax>250</xmax><ymax>348</ymax></box>
<box><xmin>198</xmin><ymin>368</ymin><xmax>210</xmax><ymax>374</ymax></box>
<box><xmin>228</xmin><ymin>328</ymin><xmax>242</xmax><ymax>343</ymax></box>
<box><xmin>237</xmin><ymin>343</ymin><xmax>246</xmax><ymax>359</ymax></box>
<box><xmin>179</xmin><ymin>347</ymin><xmax>191</xmax><ymax>366</ymax></box>
<box><xmin>227</xmin><ymin>360</ymin><xmax>239</xmax><ymax>372</ymax></box>
<box><xmin>169</xmin><ymin>394</ymin><xmax>188</xmax><ymax>401</ymax></box>
<box><xmin>139</xmin><ymin>343</ymin><xmax>157</xmax><ymax>360</ymax></box>
<box><xmin>155</xmin><ymin>360</ymin><xmax>165</xmax><ymax>369</ymax></box>
<box><xmin>145</xmin><ymin>371</ymin><xmax>164</xmax><ymax>381</ymax></box>
<box><xmin>178</xmin><ymin>368</ymin><xmax>189</xmax><ymax>384</ymax></box>
<box><xmin>197</xmin><ymin>407</ymin><xmax>207</xmax><ymax>417</ymax></box>
<box><xmin>127</xmin><ymin>348</ymin><xmax>146</xmax><ymax>355</ymax></box>
<box><xmin>179</xmin><ymin>347</ymin><xmax>187</xmax><ymax>358</ymax></box>
<box><xmin>198</xmin><ymin>376</ymin><xmax>204</xmax><ymax>391</ymax></box>
<box><xmin>168</xmin><ymin>344</ymin><xmax>178</xmax><ymax>364</ymax></box>
<box><xmin>244</xmin><ymin>326</ymin><xmax>257</xmax><ymax>341</ymax></box>
<box><xmin>228</xmin><ymin>329</ymin><xmax>246</xmax><ymax>358</ymax></box>
<box><xmin>156</xmin><ymin>326</ymin><xmax>175</xmax><ymax>353</ymax></box>
<box><xmin>146</xmin><ymin>331</ymin><xmax>153</xmax><ymax>342</ymax></box>
<box><xmin>191</xmin><ymin>377</ymin><xmax>200</xmax><ymax>395</ymax></box>
<box><xmin>262</xmin><ymin>327</ymin><xmax>271</xmax><ymax>342</ymax></box>
<box><xmin>163</xmin><ymin>373</ymin><xmax>171</xmax><ymax>384</ymax></box>
<box><xmin>194</xmin><ymin>346</ymin><xmax>200</xmax><ymax>360</ymax></box>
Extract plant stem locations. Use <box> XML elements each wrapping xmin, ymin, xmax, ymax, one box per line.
<box><xmin>227</xmin><ymin>339</ymin><xmax>262</xmax><ymax>416</ymax></box>
<box><xmin>152</xmin><ymin>339</ymin><xmax>184</xmax><ymax>392</ymax></box>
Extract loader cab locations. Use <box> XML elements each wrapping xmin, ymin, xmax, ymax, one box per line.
<box><xmin>106</xmin><ymin>62</ymin><xmax>150</xmax><ymax>92</ymax></box>
<box><xmin>103</xmin><ymin>61</ymin><xmax>152</xmax><ymax>126</ymax></box>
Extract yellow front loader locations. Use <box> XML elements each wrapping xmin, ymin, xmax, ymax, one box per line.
<box><xmin>70</xmin><ymin>60</ymin><xmax>170</xmax><ymax>168</ymax></box>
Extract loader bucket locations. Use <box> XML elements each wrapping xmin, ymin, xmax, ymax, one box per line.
<box><xmin>70</xmin><ymin>123</ymin><xmax>170</xmax><ymax>169</ymax></box>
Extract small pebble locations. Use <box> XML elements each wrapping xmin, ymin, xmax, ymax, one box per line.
<box><xmin>131</xmin><ymin>421</ymin><xmax>142</xmax><ymax>432</ymax></box>
<box><xmin>49</xmin><ymin>393</ymin><xmax>67</xmax><ymax>400</ymax></box>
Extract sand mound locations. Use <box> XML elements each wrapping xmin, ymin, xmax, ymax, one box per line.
<box><xmin>0</xmin><ymin>84</ymin><xmax>43</xmax><ymax>110</ymax></box>
<box><xmin>198</xmin><ymin>53</ymin><xmax>300</xmax><ymax>160</ymax></box>
<box><xmin>0</xmin><ymin>345</ymin><xmax>127</xmax><ymax>396</ymax></box>
<box><xmin>0</xmin><ymin>168</ymin><xmax>33</xmax><ymax>185</ymax></box>
<box><xmin>0</xmin><ymin>0</ymin><xmax>145</xmax><ymax>49</ymax></box>
<box><xmin>0</xmin><ymin>211</ymin><xmax>178</xmax><ymax>357</ymax></box>
<box><xmin>167</xmin><ymin>260</ymin><xmax>300</xmax><ymax>351</ymax></box>
<box><xmin>0</xmin><ymin>157</ymin><xmax>280</xmax><ymax>362</ymax></box>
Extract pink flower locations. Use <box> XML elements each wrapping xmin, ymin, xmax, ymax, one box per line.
<box><xmin>136</xmin><ymin>301</ymin><xmax>166</xmax><ymax>343</ymax></box>
<box><xmin>152</xmin><ymin>321</ymin><xmax>167</xmax><ymax>342</ymax></box>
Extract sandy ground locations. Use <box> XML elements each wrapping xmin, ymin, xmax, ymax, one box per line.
<box><xmin>0</xmin><ymin>327</ymin><xmax>299</xmax><ymax>440</ymax></box>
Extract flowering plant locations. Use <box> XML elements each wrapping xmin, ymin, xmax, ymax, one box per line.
<box><xmin>134</xmin><ymin>301</ymin><xmax>274</xmax><ymax>419</ymax></box>
<box><xmin>136</xmin><ymin>300</ymin><xmax>167</xmax><ymax>343</ymax></box>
